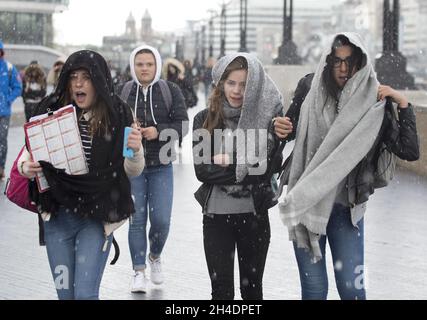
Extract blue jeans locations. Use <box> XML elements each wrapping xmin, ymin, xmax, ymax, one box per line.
<box><xmin>0</xmin><ymin>116</ymin><xmax>10</xmax><ymax>168</ymax></box>
<box><xmin>43</xmin><ymin>207</ymin><xmax>112</xmax><ymax>300</ymax></box>
<box><xmin>128</xmin><ymin>164</ymin><xmax>173</xmax><ymax>270</ymax></box>
<box><xmin>293</xmin><ymin>203</ymin><xmax>366</xmax><ymax>300</ymax></box>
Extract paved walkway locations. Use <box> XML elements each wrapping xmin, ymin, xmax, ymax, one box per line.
<box><xmin>1</xmin><ymin>95</ymin><xmax>427</xmax><ymax>300</ymax></box>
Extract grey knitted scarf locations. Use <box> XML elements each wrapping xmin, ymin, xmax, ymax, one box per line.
<box><xmin>279</xmin><ymin>32</ymin><xmax>386</xmax><ymax>262</ymax></box>
<box><xmin>222</xmin><ymin>100</ymin><xmax>242</xmax><ymax>129</ymax></box>
<box><xmin>220</xmin><ymin>102</ymin><xmax>250</xmax><ymax>197</ymax></box>
<box><xmin>212</xmin><ymin>52</ymin><xmax>284</xmax><ymax>182</ymax></box>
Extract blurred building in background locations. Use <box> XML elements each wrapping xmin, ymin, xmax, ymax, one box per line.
<box><xmin>183</xmin><ymin>0</ymin><xmax>427</xmax><ymax>88</ymax></box>
<box><xmin>0</xmin><ymin>0</ymin><xmax>69</xmax><ymax>71</ymax></box>
<box><xmin>1</xmin><ymin>0</ymin><xmax>426</xmax><ymax>88</ymax></box>
<box><xmin>183</xmin><ymin>0</ymin><xmax>335</xmax><ymax>65</ymax></box>
<box><xmin>0</xmin><ymin>0</ymin><xmax>69</xmax><ymax>47</ymax></box>
<box><xmin>101</xmin><ymin>9</ymin><xmax>177</xmax><ymax>71</ymax></box>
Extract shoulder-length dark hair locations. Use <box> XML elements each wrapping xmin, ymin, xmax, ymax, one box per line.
<box><xmin>322</xmin><ymin>35</ymin><xmax>365</xmax><ymax>101</ymax></box>
<box><xmin>203</xmin><ymin>56</ymin><xmax>248</xmax><ymax>134</ymax></box>
<box><xmin>63</xmin><ymin>72</ymin><xmax>110</xmax><ymax>137</ymax></box>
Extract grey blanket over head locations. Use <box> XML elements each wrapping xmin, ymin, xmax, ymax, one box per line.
<box><xmin>278</xmin><ymin>32</ymin><xmax>386</xmax><ymax>262</ymax></box>
<box><xmin>212</xmin><ymin>52</ymin><xmax>284</xmax><ymax>182</ymax></box>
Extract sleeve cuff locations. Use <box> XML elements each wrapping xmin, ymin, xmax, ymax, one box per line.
<box><xmin>398</xmin><ymin>103</ymin><xmax>413</xmax><ymax>112</ymax></box>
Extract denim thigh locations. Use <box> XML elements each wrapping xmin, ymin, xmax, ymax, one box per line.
<box><xmin>128</xmin><ymin>164</ymin><xmax>173</xmax><ymax>270</ymax></box>
<box><xmin>293</xmin><ymin>235</ymin><xmax>328</xmax><ymax>300</ymax></box>
<box><xmin>327</xmin><ymin>204</ymin><xmax>366</xmax><ymax>300</ymax></box>
<box><xmin>293</xmin><ymin>203</ymin><xmax>365</xmax><ymax>300</ymax></box>
<box><xmin>43</xmin><ymin>208</ymin><xmax>112</xmax><ymax>300</ymax></box>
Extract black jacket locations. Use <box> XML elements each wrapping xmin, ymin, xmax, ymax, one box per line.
<box><xmin>31</xmin><ymin>50</ymin><xmax>135</xmax><ymax>223</ymax></box>
<box><xmin>127</xmin><ymin>81</ymin><xmax>189</xmax><ymax>167</ymax></box>
<box><xmin>285</xmin><ymin>73</ymin><xmax>419</xmax><ymax>205</ymax></box>
<box><xmin>192</xmin><ymin>108</ymin><xmax>283</xmax><ymax>215</ymax></box>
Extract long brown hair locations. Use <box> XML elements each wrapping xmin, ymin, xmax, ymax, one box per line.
<box><xmin>64</xmin><ymin>77</ymin><xmax>110</xmax><ymax>137</ymax></box>
<box><xmin>85</xmin><ymin>96</ymin><xmax>110</xmax><ymax>137</ymax></box>
<box><xmin>203</xmin><ymin>56</ymin><xmax>248</xmax><ymax>134</ymax></box>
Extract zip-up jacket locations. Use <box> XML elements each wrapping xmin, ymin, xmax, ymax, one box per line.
<box><xmin>126</xmin><ymin>80</ymin><xmax>188</xmax><ymax>166</ymax></box>
<box><xmin>193</xmin><ymin>108</ymin><xmax>283</xmax><ymax>215</ymax></box>
<box><xmin>0</xmin><ymin>58</ymin><xmax>22</xmax><ymax>116</ymax></box>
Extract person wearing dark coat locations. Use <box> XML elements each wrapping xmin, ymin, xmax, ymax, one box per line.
<box><xmin>193</xmin><ymin>53</ymin><xmax>284</xmax><ymax>300</ymax></box>
<box><xmin>0</xmin><ymin>40</ymin><xmax>22</xmax><ymax>180</ymax></box>
<box><xmin>22</xmin><ymin>62</ymin><xmax>47</xmax><ymax>121</ymax></box>
<box><xmin>124</xmin><ymin>45</ymin><xmax>189</xmax><ymax>293</ymax></box>
<box><xmin>273</xmin><ymin>32</ymin><xmax>419</xmax><ymax>300</ymax></box>
<box><xmin>183</xmin><ymin>59</ymin><xmax>199</xmax><ymax>108</ymax></box>
<box><xmin>202</xmin><ymin>57</ymin><xmax>215</xmax><ymax>102</ymax></box>
<box><xmin>18</xmin><ymin>50</ymin><xmax>144</xmax><ymax>300</ymax></box>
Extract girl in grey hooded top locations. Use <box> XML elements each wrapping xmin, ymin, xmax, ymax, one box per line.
<box><xmin>192</xmin><ymin>53</ymin><xmax>284</xmax><ymax>300</ymax></box>
<box><xmin>274</xmin><ymin>32</ymin><xmax>419</xmax><ymax>300</ymax></box>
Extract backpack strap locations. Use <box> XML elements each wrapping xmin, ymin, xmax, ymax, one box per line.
<box><xmin>158</xmin><ymin>79</ymin><xmax>172</xmax><ymax>114</ymax></box>
<box><xmin>121</xmin><ymin>79</ymin><xmax>172</xmax><ymax>113</ymax></box>
<box><xmin>121</xmin><ymin>79</ymin><xmax>172</xmax><ymax>122</ymax></box>
<box><xmin>266</xmin><ymin>140</ymin><xmax>287</xmax><ymax>179</ymax></box>
<box><xmin>110</xmin><ymin>236</ymin><xmax>120</xmax><ymax>265</ymax></box>
<box><xmin>120</xmin><ymin>80</ymin><xmax>134</xmax><ymax>103</ymax></box>
<box><xmin>38</xmin><ymin>213</ymin><xmax>45</xmax><ymax>246</ymax></box>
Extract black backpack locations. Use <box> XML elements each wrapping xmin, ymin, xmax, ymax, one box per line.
<box><xmin>120</xmin><ymin>79</ymin><xmax>172</xmax><ymax>113</ymax></box>
<box><xmin>373</xmin><ymin>98</ymin><xmax>398</xmax><ymax>188</ymax></box>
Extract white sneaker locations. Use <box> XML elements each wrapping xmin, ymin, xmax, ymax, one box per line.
<box><xmin>130</xmin><ymin>270</ymin><xmax>148</xmax><ymax>293</ymax></box>
<box><xmin>149</xmin><ymin>256</ymin><xmax>164</xmax><ymax>285</ymax></box>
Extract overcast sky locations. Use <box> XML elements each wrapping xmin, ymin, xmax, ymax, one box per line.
<box><xmin>53</xmin><ymin>0</ymin><xmax>342</xmax><ymax>46</ymax></box>
<box><xmin>53</xmin><ymin>0</ymin><xmax>222</xmax><ymax>46</ymax></box>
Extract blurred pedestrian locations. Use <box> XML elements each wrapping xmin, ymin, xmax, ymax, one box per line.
<box><xmin>162</xmin><ymin>57</ymin><xmax>194</xmax><ymax>147</ymax></box>
<box><xmin>183</xmin><ymin>59</ymin><xmax>197</xmax><ymax>84</ymax></box>
<box><xmin>163</xmin><ymin>58</ymin><xmax>197</xmax><ymax>108</ymax></box>
<box><xmin>46</xmin><ymin>56</ymin><xmax>66</xmax><ymax>94</ymax></box>
<box><xmin>0</xmin><ymin>39</ymin><xmax>22</xmax><ymax>180</ymax></box>
<box><xmin>202</xmin><ymin>57</ymin><xmax>215</xmax><ymax>103</ymax></box>
<box><xmin>22</xmin><ymin>61</ymin><xmax>47</xmax><ymax>121</ymax></box>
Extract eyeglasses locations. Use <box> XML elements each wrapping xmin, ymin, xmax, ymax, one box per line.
<box><xmin>332</xmin><ymin>56</ymin><xmax>352</xmax><ymax>69</ymax></box>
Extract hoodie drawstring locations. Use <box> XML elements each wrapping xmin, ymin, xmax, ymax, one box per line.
<box><xmin>149</xmin><ymin>86</ymin><xmax>158</xmax><ymax>125</ymax></box>
<box><xmin>134</xmin><ymin>83</ymin><xmax>158</xmax><ymax>126</ymax></box>
<box><xmin>134</xmin><ymin>84</ymin><xmax>140</xmax><ymax>121</ymax></box>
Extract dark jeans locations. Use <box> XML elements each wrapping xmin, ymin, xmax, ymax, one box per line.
<box><xmin>203</xmin><ymin>212</ymin><xmax>270</xmax><ymax>300</ymax></box>
<box><xmin>293</xmin><ymin>203</ymin><xmax>366</xmax><ymax>300</ymax></box>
